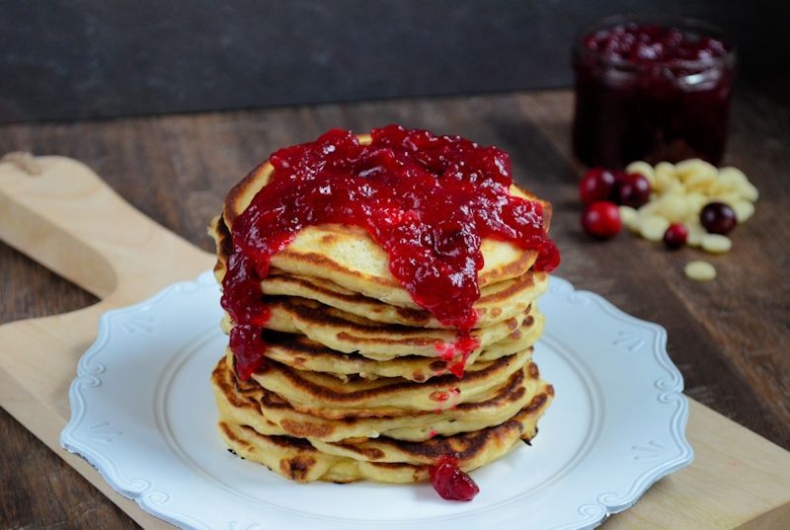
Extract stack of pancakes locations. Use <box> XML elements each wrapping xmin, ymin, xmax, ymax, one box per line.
<box><xmin>209</xmin><ymin>157</ymin><xmax>555</xmax><ymax>484</ymax></box>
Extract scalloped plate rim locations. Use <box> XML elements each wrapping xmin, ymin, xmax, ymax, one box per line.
<box><xmin>60</xmin><ymin>271</ymin><xmax>694</xmax><ymax>530</ymax></box>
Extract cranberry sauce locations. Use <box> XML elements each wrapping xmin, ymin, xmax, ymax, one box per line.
<box><xmin>429</xmin><ymin>455</ymin><xmax>479</xmax><ymax>501</ymax></box>
<box><xmin>222</xmin><ymin>125</ymin><xmax>560</xmax><ymax>379</ymax></box>
<box><xmin>572</xmin><ymin>18</ymin><xmax>735</xmax><ymax>168</ymax></box>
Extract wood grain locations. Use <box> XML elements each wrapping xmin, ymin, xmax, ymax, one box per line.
<box><xmin>1</xmin><ymin>87</ymin><xmax>789</xmax><ymax>529</ymax></box>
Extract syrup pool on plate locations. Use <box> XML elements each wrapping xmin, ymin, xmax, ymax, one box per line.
<box><xmin>572</xmin><ymin>15</ymin><xmax>736</xmax><ymax>168</ymax></box>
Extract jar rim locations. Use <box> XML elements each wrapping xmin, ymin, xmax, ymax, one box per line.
<box><xmin>573</xmin><ymin>14</ymin><xmax>736</xmax><ymax>72</ymax></box>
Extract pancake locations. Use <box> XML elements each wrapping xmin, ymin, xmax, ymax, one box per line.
<box><xmin>221</xmin><ymin>296</ymin><xmax>531</xmax><ymax>361</ymax></box>
<box><xmin>247</xmin><ymin>347</ymin><xmax>530</xmax><ymax>414</ymax></box>
<box><xmin>216</xmin><ymin>388</ymin><xmax>552</xmax><ymax>483</ymax></box>
<box><xmin>213</xmin><ymin>150</ymin><xmax>551</xmax><ymax>308</ymax></box>
<box><xmin>209</xmin><ymin>128</ymin><xmax>558</xmax><ymax>491</ymax></box>
<box><xmin>259</xmin><ymin>271</ymin><xmax>547</xmax><ymax>328</ymax></box>
<box><xmin>256</xmin><ymin>309</ymin><xmax>545</xmax><ymax>382</ymax></box>
<box><xmin>210</xmin><ymin>214</ymin><xmax>549</xmax><ymax>327</ymax></box>
<box><xmin>212</xmin><ymin>353</ymin><xmax>550</xmax><ymax>442</ymax></box>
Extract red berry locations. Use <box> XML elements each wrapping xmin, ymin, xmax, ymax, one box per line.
<box><xmin>617</xmin><ymin>172</ymin><xmax>651</xmax><ymax>208</ymax></box>
<box><xmin>579</xmin><ymin>168</ymin><xmax>617</xmax><ymax>205</ymax></box>
<box><xmin>581</xmin><ymin>201</ymin><xmax>622</xmax><ymax>239</ymax></box>
<box><xmin>663</xmin><ymin>223</ymin><xmax>688</xmax><ymax>249</ymax></box>
<box><xmin>429</xmin><ymin>456</ymin><xmax>479</xmax><ymax>501</ymax></box>
<box><xmin>700</xmin><ymin>202</ymin><xmax>736</xmax><ymax>235</ymax></box>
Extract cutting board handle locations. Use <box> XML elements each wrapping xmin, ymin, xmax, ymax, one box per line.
<box><xmin>0</xmin><ymin>154</ymin><xmax>214</xmax><ymax>306</ymax></box>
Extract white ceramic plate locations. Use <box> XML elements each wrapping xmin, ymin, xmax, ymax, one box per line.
<box><xmin>62</xmin><ymin>272</ymin><xmax>692</xmax><ymax>530</ymax></box>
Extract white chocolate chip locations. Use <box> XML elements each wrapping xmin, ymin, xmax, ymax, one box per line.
<box><xmin>685</xmin><ymin>192</ymin><xmax>708</xmax><ymax>214</ymax></box>
<box><xmin>655</xmin><ymin>193</ymin><xmax>689</xmax><ymax>223</ymax></box>
<box><xmin>717</xmin><ymin>168</ymin><xmax>745</xmax><ymax>189</ymax></box>
<box><xmin>676</xmin><ymin>158</ymin><xmax>716</xmax><ymax>178</ymax></box>
<box><xmin>686</xmin><ymin>221</ymin><xmax>707</xmax><ymax>248</ymax></box>
<box><xmin>619</xmin><ymin>206</ymin><xmax>641</xmax><ymax>232</ymax></box>
<box><xmin>718</xmin><ymin>166</ymin><xmax>749</xmax><ymax>185</ymax></box>
<box><xmin>735</xmin><ymin>181</ymin><xmax>760</xmax><ymax>202</ymax></box>
<box><xmin>709</xmin><ymin>192</ymin><xmax>740</xmax><ymax>205</ymax></box>
<box><xmin>701</xmin><ymin>234</ymin><xmax>732</xmax><ymax>253</ymax></box>
<box><xmin>638</xmin><ymin>200</ymin><xmax>660</xmax><ymax>217</ymax></box>
<box><xmin>685</xmin><ymin>261</ymin><xmax>717</xmax><ymax>281</ymax></box>
<box><xmin>640</xmin><ymin>215</ymin><xmax>670</xmax><ymax>241</ymax></box>
<box><xmin>708</xmin><ymin>178</ymin><xmax>737</xmax><ymax>196</ymax></box>
<box><xmin>655</xmin><ymin>161</ymin><xmax>677</xmax><ymax>178</ymax></box>
<box><xmin>684</xmin><ymin>170</ymin><xmax>718</xmax><ymax>192</ymax></box>
<box><xmin>654</xmin><ymin>162</ymin><xmax>678</xmax><ymax>193</ymax></box>
<box><xmin>732</xmin><ymin>200</ymin><xmax>755</xmax><ymax>223</ymax></box>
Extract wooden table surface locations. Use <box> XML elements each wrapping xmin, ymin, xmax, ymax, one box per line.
<box><xmin>1</xmin><ymin>87</ymin><xmax>788</xmax><ymax>529</ymax></box>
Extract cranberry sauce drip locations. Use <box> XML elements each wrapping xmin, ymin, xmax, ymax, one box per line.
<box><xmin>429</xmin><ymin>455</ymin><xmax>479</xmax><ymax>501</ymax></box>
<box><xmin>582</xmin><ymin>24</ymin><xmax>728</xmax><ymax>64</ymax></box>
<box><xmin>436</xmin><ymin>336</ymin><xmax>481</xmax><ymax>378</ymax></box>
<box><xmin>222</xmin><ymin>125</ymin><xmax>559</xmax><ymax>379</ymax></box>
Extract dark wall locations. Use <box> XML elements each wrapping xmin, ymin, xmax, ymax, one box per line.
<box><xmin>0</xmin><ymin>0</ymin><xmax>785</xmax><ymax>123</ymax></box>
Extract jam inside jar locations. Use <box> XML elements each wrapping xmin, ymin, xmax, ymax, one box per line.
<box><xmin>572</xmin><ymin>15</ymin><xmax>736</xmax><ymax>168</ymax></box>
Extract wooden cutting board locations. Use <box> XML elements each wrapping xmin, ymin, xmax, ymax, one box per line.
<box><xmin>1</xmin><ymin>156</ymin><xmax>789</xmax><ymax>529</ymax></box>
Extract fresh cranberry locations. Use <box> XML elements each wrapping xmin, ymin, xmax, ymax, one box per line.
<box><xmin>663</xmin><ymin>223</ymin><xmax>688</xmax><ymax>249</ymax></box>
<box><xmin>579</xmin><ymin>168</ymin><xmax>617</xmax><ymax>205</ymax></box>
<box><xmin>429</xmin><ymin>456</ymin><xmax>479</xmax><ymax>501</ymax></box>
<box><xmin>581</xmin><ymin>201</ymin><xmax>622</xmax><ymax>239</ymax></box>
<box><xmin>617</xmin><ymin>172</ymin><xmax>651</xmax><ymax>208</ymax></box>
<box><xmin>700</xmin><ymin>202</ymin><xmax>736</xmax><ymax>234</ymax></box>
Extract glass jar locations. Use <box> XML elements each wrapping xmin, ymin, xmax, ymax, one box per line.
<box><xmin>571</xmin><ymin>15</ymin><xmax>736</xmax><ymax>168</ymax></box>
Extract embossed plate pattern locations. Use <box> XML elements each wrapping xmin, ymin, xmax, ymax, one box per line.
<box><xmin>61</xmin><ymin>272</ymin><xmax>693</xmax><ymax>530</ymax></box>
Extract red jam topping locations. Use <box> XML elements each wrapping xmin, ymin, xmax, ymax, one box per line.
<box><xmin>222</xmin><ymin>125</ymin><xmax>559</xmax><ymax>379</ymax></box>
<box><xmin>429</xmin><ymin>455</ymin><xmax>480</xmax><ymax>501</ymax></box>
<box><xmin>582</xmin><ymin>24</ymin><xmax>728</xmax><ymax>64</ymax></box>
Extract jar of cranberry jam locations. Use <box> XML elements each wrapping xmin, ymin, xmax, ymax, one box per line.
<box><xmin>572</xmin><ymin>16</ymin><xmax>736</xmax><ymax>168</ymax></box>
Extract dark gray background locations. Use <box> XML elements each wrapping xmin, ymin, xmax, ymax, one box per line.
<box><xmin>1</xmin><ymin>0</ymin><xmax>786</xmax><ymax>123</ymax></box>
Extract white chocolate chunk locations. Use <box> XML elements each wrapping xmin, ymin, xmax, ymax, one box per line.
<box><xmin>701</xmin><ymin>234</ymin><xmax>732</xmax><ymax>253</ymax></box>
<box><xmin>656</xmin><ymin>193</ymin><xmax>689</xmax><ymax>223</ymax></box>
<box><xmin>735</xmin><ymin>181</ymin><xmax>760</xmax><ymax>202</ymax></box>
<box><xmin>686</xmin><ymin>221</ymin><xmax>707</xmax><ymax>248</ymax></box>
<box><xmin>685</xmin><ymin>192</ymin><xmax>708</xmax><ymax>215</ymax></box>
<box><xmin>684</xmin><ymin>170</ymin><xmax>718</xmax><ymax>192</ymax></box>
<box><xmin>685</xmin><ymin>261</ymin><xmax>717</xmax><ymax>281</ymax></box>
<box><xmin>638</xmin><ymin>200</ymin><xmax>660</xmax><ymax>217</ymax></box>
<box><xmin>654</xmin><ymin>162</ymin><xmax>678</xmax><ymax>193</ymax></box>
<box><xmin>676</xmin><ymin>159</ymin><xmax>717</xmax><ymax>181</ymax></box>
<box><xmin>655</xmin><ymin>161</ymin><xmax>677</xmax><ymax>179</ymax></box>
<box><xmin>619</xmin><ymin>206</ymin><xmax>641</xmax><ymax>232</ymax></box>
<box><xmin>708</xmin><ymin>178</ymin><xmax>737</xmax><ymax>196</ymax></box>
<box><xmin>640</xmin><ymin>215</ymin><xmax>670</xmax><ymax>241</ymax></box>
<box><xmin>717</xmin><ymin>168</ymin><xmax>745</xmax><ymax>189</ymax></box>
<box><xmin>709</xmin><ymin>193</ymin><xmax>742</xmax><ymax>207</ymax></box>
<box><xmin>732</xmin><ymin>200</ymin><xmax>755</xmax><ymax>223</ymax></box>
<box><xmin>718</xmin><ymin>166</ymin><xmax>749</xmax><ymax>186</ymax></box>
